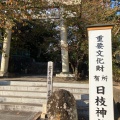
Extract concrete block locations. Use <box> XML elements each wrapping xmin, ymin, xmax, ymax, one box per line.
<box><xmin>56</xmin><ymin>73</ymin><xmax>75</xmax><ymax>77</ymax></box>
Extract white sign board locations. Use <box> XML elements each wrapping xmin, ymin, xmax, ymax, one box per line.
<box><xmin>47</xmin><ymin>61</ymin><xmax>53</xmax><ymax>100</ymax></box>
<box><xmin>88</xmin><ymin>25</ymin><xmax>114</xmax><ymax>120</ymax></box>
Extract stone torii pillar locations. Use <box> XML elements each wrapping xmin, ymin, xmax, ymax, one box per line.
<box><xmin>56</xmin><ymin>9</ymin><xmax>74</xmax><ymax>77</ymax></box>
<box><xmin>0</xmin><ymin>28</ymin><xmax>12</xmax><ymax>76</ymax></box>
<box><xmin>60</xmin><ymin>19</ymin><xmax>69</xmax><ymax>74</ymax></box>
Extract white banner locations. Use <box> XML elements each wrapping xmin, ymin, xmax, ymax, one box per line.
<box><xmin>88</xmin><ymin>25</ymin><xmax>114</xmax><ymax>120</ymax></box>
<box><xmin>47</xmin><ymin>61</ymin><xmax>53</xmax><ymax>100</ymax></box>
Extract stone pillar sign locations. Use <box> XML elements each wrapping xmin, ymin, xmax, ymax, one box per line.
<box><xmin>41</xmin><ymin>61</ymin><xmax>53</xmax><ymax>119</ymax></box>
<box><xmin>87</xmin><ymin>24</ymin><xmax>114</xmax><ymax>120</ymax></box>
<box><xmin>47</xmin><ymin>61</ymin><xmax>53</xmax><ymax>100</ymax></box>
<box><xmin>0</xmin><ymin>29</ymin><xmax>12</xmax><ymax>76</ymax></box>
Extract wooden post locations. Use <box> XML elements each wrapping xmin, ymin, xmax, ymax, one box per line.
<box><xmin>41</xmin><ymin>61</ymin><xmax>53</xmax><ymax>119</ymax></box>
<box><xmin>47</xmin><ymin>61</ymin><xmax>53</xmax><ymax>100</ymax></box>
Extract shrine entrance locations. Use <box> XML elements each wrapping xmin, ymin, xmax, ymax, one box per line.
<box><xmin>0</xmin><ymin>0</ymin><xmax>81</xmax><ymax>77</ymax></box>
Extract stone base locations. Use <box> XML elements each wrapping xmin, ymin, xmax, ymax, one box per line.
<box><xmin>0</xmin><ymin>71</ymin><xmax>9</xmax><ymax>77</ymax></box>
<box><xmin>41</xmin><ymin>113</ymin><xmax>47</xmax><ymax>119</ymax></box>
<box><xmin>56</xmin><ymin>73</ymin><xmax>75</xmax><ymax>77</ymax></box>
<box><xmin>41</xmin><ymin>103</ymin><xmax>47</xmax><ymax>119</ymax></box>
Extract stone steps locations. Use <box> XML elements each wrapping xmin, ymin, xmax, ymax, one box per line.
<box><xmin>0</xmin><ymin>90</ymin><xmax>89</xmax><ymax>100</ymax></box>
<box><xmin>0</xmin><ymin>102</ymin><xmax>43</xmax><ymax>112</ymax></box>
<box><xmin>0</xmin><ymin>86</ymin><xmax>47</xmax><ymax>92</ymax></box>
<box><xmin>0</xmin><ymin>95</ymin><xmax>46</xmax><ymax>104</ymax></box>
<box><xmin>0</xmin><ymin>80</ymin><xmax>89</xmax><ymax>113</ymax></box>
<box><xmin>0</xmin><ymin>81</ymin><xmax>88</xmax><ymax>88</ymax></box>
<box><xmin>0</xmin><ymin>93</ymin><xmax>88</xmax><ymax>103</ymax></box>
<box><xmin>0</xmin><ymin>85</ymin><xmax>88</xmax><ymax>94</ymax></box>
<box><xmin>0</xmin><ymin>90</ymin><xmax>46</xmax><ymax>98</ymax></box>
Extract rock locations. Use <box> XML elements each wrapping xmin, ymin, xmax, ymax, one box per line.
<box><xmin>47</xmin><ymin>89</ymin><xmax>78</xmax><ymax>120</ymax></box>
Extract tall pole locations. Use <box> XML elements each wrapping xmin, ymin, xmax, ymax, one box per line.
<box><xmin>56</xmin><ymin>7</ymin><xmax>76</xmax><ymax>77</ymax></box>
<box><xmin>60</xmin><ymin>8</ymin><xmax>69</xmax><ymax>74</ymax></box>
<box><xmin>0</xmin><ymin>28</ymin><xmax>12</xmax><ymax>76</ymax></box>
<box><xmin>60</xmin><ymin>19</ymin><xmax>69</xmax><ymax>74</ymax></box>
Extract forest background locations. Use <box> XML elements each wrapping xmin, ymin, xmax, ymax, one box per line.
<box><xmin>0</xmin><ymin>0</ymin><xmax>120</xmax><ymax>81</ymax></box>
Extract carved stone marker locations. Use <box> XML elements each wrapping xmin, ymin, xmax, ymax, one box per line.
<box><xmin>47</xmin><ymin>89</ymin><xmax>78</xmax><ymax>120</ymax></box>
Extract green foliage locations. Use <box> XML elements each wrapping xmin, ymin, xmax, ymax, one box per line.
<box><xmin>1</xmin><ymin>0</ymin><xmax>120</xmax><ymax>80</ymax></box>
<box><xmin>112</xmin><ymin>35</ymin><xmax>120</xmax><ymax>82</ymax></box>
<box><xmin>11</xmin><ymin>20</ymin><xmax>60</xmax><ymax>62</ymax></box>
<box><xmin>0</xmin><ymin>0</ymin><xmax>48</xmax><ymax>28</ymax></box>
<box><xmin>113</xmin><ymin>63</ymin><xmax>120</xmax><ymax>82</ymax></box>
<box><xmin>60</xmin><ymin>0</ymin><xmax>119</xmax><ymax>80</ymax></box>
